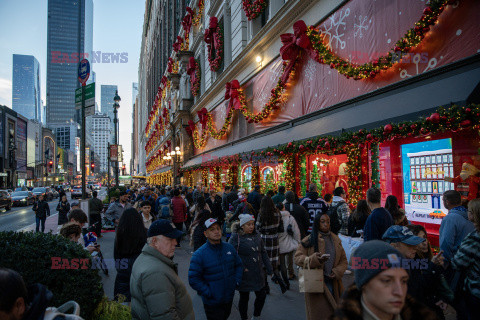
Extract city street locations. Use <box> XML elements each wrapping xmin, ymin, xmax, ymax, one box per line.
<box><xmin>0</xmin><ymin>188</ymin><xmax>107</xmax><ymax>232</ymax></box>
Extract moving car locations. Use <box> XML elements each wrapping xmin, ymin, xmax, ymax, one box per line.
<box><xmin>31</xmin><ymin>187</ymin><xmax>53</xmax><ymax>201</ymax></box>
<box><xmin>71</xmin><ymin>186</ymin><xmax>92</xmax><ymax>199</ymax></box>
<box><xmin>52</xmin><ymin>189</ymin><xmax>60</xmax><ymax>199</ymax></box>
<box><xmin>0</xmin><ymin>190</ymin><xmax>12</xmax><ymax>211</ymax></box>
<box><xmin>15</xmin><ymin>187</ymin><xmax>28</xmax><ymax>192</ymax></box>
<box><xmin>11</xmin><ymin>191</ymin><xmax>35</xmax><ymax>206</ymax></box>
<box><xmin>93</xmin><ymin>184</ymin><xmax>101</xmax><ymax>191</ymax></box>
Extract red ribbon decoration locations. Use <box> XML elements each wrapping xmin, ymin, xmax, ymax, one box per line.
<box><xmin>167</xmin><ymin>57</ymin><xmax>175</xmax><ymax>73</ymax></box>
<box><xmin>204</xmin><ymin>17</ymin><xmax>219</xmax><ymax>60</ymax></box>
<box><xmin>186</xmin><ymin>57</ymin><xmax>197</xmax><ymax>84</ymax></box>
<box><xmin>173</xmin><ymin>36</ymin><xmax>183</xmax><ymax>52</ymax></box>
<box><xmin>225</xmin><ymin>80</ymin><xmax>242</xmax><ymax>112</ymax></box>
<box><xmin>186</xmin><ymin>120</ymin><xmax>196</xmax><ymax>136</ymax></box>
<box><xmin>162</xmin><ymin>107</ymin><xmax>168</xmax><ymax>118</ymax></box>
<box><xmin>167</xmin><ymin>140</ymin><xmax>171</xmax><ymax>148</ymax></box>
<box><xmin>197</xmin><ymin>107</ymin><xmax>208</xmax><ymax>128</ymax></box>
<box><xmin>279</xmin><ymin>20</ymin><xmax>311</xmax><ymax>84</ymax></box>
<box><xmin>161</xmin><ymin>76</ymin><xmax>168</xmax><ymax>88</ymax></box>
<box><xmin>182</xmin><ymin>7</ymin><xmax>193</xmax><ymax>35</ymax></box>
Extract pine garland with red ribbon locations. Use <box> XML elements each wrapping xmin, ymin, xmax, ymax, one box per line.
<box><xmin>187</xmin><ymin>57</ymin><xmax>201</xmax><ymax>96</ymax></box>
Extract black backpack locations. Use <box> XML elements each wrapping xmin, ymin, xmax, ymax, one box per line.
<box><xmin>327</xmin><ymin>201</ymin><xmax>345</xmax><ymax>235</ymax></box>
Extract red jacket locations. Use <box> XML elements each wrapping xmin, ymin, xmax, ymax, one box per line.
<box><xmin>171</xmin><ymin>196</ymin><xmax>187</xmax><ymax>223</ymax></box>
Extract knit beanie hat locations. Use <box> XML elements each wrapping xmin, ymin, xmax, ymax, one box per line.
<box><xmin>239</xmin><ymin>214</ymin><xmax>255</xmax><ymax>227</ymax></box>
<box><xmin>352</xmin><ymin>240</ymin><xmax>404</xmax><ymax>289</ymax></box>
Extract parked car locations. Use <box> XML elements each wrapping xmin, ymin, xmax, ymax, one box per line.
<box><xmin>15</xmin><ymin>187</ymin><xmax>28</xmax><ymax>192</ymax></box>
<box><xmin>0</xmin><ymin>190</ymin><xmax>12</xmax><ymax>211</ymax></box>
<box><xmin>7</xmin><ymin>189</ymin><xmax>13</xmax><ymax>195</ymax></box>
<box><xmin>31</xmin><ymin>187</ymin><xmax>52</xmax><ymax>201</ymax></box>
<box><xmin>44</xmin><ymin>187</ymin><xmax>54</xmax><ymax>201</ymax></box>
<box><xmin>93</xmin><ymin>184</ymin><xmax>101</xmax><ymax>191</ymax></box>
<box><xmin>71</xmin><ymin>186</ymin><xmax>91</xmax><ymax>199</ymax></box>
<box><xmin>52</xmin><ymin>189</ymin><xmax>59</xmax><ymax>199</ymax></box>
<box><xmin>11</xmin><ymin>191</ymin><xmax>35</xmax><ymax>206</ymax></box>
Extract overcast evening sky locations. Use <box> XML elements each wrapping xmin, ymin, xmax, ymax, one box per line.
<box><xmin>0</xmin><ymin>0</ymin><xmax>144</xmax><ymax>169</ymax></box>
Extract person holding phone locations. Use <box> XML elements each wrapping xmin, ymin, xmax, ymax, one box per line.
<box><xmin>294</xmin><ymin>212</ymin><xmax>348</xmax><ymax>320</ymax></box>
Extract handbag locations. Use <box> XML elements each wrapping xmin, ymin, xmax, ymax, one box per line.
<box><xmin>298</xmin><ymin>256</ymin><xmax>324</xmax><ymax>293</ymax></box>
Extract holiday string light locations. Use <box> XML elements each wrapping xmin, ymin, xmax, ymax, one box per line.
<box><xmin>300</xmin><ymin>155</ymin><xmax>307</xmax><ymax>195</ymax></box>
<box><xmin>371</xmin><ymin>143</ymin><xmax>380</xmax><ymax>189</ymax></box>
<box><xmin>192</xmin><ymin>0</ymin><xmax>204</xmax><ymax>27</ymax></box>
<box><xmin>242</xmin><ymin>0</ymin><xmax>268</xmax><ymax>20</ymax></box>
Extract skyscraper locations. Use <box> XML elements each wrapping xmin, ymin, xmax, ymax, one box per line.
<box><xmin>87</xmin><ymin>113</ymin><xmax>111</xmax><ymax>173</ymax></box>
<box><xmin>101</xmin><ymin>85</ymin><xmax>117</xmax><ymax>143</ymax></box>
<box><xmin>46</xmin><ymin>0</ymin><xmax>93</xmax><ymax>126</ymax></box>
<box><xmin>12</xmin><ymin>55</ymin><xmax>42</xmax><ymax>122</ymax></box>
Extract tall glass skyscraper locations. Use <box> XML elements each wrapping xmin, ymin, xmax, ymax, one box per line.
<box><xmin>12</xmin><ymin>55</ymin><xmax>42</xmax><ymax>122</ymax></box>
<box><xmin>101</xmin><ymin>85</ymin><xmax>117</xmax><ymax>143</ymax></box>
<box><xmin>46</xmin><ymin>0</ymin><xmax>93</xmax><ymax>126</ymax></box>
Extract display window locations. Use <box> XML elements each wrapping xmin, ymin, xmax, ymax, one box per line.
<box><xmin>377</xmin><ymin>130</ymin><xmax>480</xmax><ymax>246</ymax></box>
<box><xmin>307</xmin><ymin>153</ymin><xmax>348</xmax><ymax>198</ymax></box>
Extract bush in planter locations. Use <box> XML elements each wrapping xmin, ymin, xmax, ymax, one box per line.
<box><xmin>92</xmin><ymin>297</ymin><xmax>131</xmax><ymax>320</ymax></box>
<box><xmin>0</xmin><ymin>231</ymin><xmax>103</xmax><ymax>319</ymax></box>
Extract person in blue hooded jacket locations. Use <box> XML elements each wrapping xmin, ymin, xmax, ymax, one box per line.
<box><xmin>439</xmin><ymin>190</ymin><xmax>475</xmax><ymax>262</ymax></box>
<box><xmin>188</xmin><ymin>218</ymin><xmax>243</xmax><ymax>320</ymax></box>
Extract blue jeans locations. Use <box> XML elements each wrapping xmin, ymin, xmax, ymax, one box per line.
<box><xmin>36</xmin><ymin>217</ymin><xmax>46</xmax><ymax>233</ymax></box>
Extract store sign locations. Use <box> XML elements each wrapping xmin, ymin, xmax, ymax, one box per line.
<box><xmin>401</xmin><ymin>138</ymin><xmax>454</xmax><ymax>225</ymax></box>
<box><xmin>0</xmin><ymin>173</ymin><xmax>7</xmax><ymax>177</ymax></box>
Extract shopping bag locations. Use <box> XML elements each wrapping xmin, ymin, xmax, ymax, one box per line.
<box><xmin>298</xmin><ymin>256</ymin><xmax>324</xmax><ymax>293</ymax></box>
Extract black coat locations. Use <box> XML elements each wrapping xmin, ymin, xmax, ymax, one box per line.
<box><xmin>193</xmin><ymin>221</ymin><xmax>207</xmax><ymax>252</ymax></box>
<box><xmin>247</xmin><ymin>191</ymin><xmax>262</xmax><ymax>212</ymax></box>
<box><xmin>285</xmin><ymin>201</ymin><xmax>309</xmax><ymax>239</ymax></box>
<box><xmin>228</xmin><ymin>223</ymin><xmax>273</xmax><ymax>292</ymax></box>
<box><xmin>33</xmin><ymin>200</ymin><xmax>50</xmax><ymax>219</ymax></box>
<box><xmin>226</xmin><ymin>191</ymin><xmax>239</xmax><ymax>211</ymax></box>
<box><xmin>347</xmin><ymin>213</ymin><xmax>368</xmax><ymax>237</ymax></box>
<box><xmin>114</xmin><ymin>253</ymin><xmax>140</xmax><ymax>302</ymax></box>
<box><xmin>207</xmin><ymin>195</ymin><xmax>225</xmax><ymax>224</ymax></box>
<box><xmin>56</xmin><ymin>201</ymin><xmax>70</xmax><ymax>225</ymax></box>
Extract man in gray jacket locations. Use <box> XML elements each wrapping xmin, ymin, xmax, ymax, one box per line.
<box><xmin>130</xmin><ymin>219</ymin><xmax>194</xmax><ymax>320</ymax></box>
<box><xmin>105</xmin><ymin>191</ymin><xmax>131</xmax><ymax>225</ymax></box>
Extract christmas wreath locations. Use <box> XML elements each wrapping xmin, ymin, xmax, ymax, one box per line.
<box><xmin>204</xmin><ymin>17</ymin><xmax>224</xmax><ymax>72</ymax></box>
<box><xmin>243</xmin><ymin>0</ymin><xmax>268</xmax><ymax>21</ymax></box>
<box><xmin>187</xmin><ymin>57</ymin><xmax>201</xmax><ymax>96</ymax></box>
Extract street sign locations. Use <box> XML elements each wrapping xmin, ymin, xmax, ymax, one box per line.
<box><xmin>78</xmin><ymin>59</ymin><xmax>90</xmax><ymax>85</ymax></box>
<box><xmin>110</xmin><ymin>144</ymin><xmax>118</xmax><ymax>162</ymax></box>
<box><xmin>75</xmin><ymin>83</ymin><xmax>95</xmax><ymax>110</ymax></box>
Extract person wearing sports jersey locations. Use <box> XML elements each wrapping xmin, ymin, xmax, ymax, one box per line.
<box><xmin>300</xmin><ymin>184</ymin><xmax>328</xmax><ymax>234</ymax></box>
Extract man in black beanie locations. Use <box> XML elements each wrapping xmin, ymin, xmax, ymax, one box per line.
<box><xmin>332</xmin><ymin>240</ymin><xmax>437</xmax><ymax>320</ymax></box>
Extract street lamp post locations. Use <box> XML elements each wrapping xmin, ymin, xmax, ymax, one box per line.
<box><xmin>113</xmin><ymin>91</ymin><xmax>121</xmax><ymax>187</ymax></box>
<box><xmin>163</xmin><ymin>146</ymin><xmax>182</xmax><ymax>186</ymax></box>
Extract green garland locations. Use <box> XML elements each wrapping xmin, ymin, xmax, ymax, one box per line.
<box><xmin>310</xmin><ymin>163</ymin><xmax>323</xmax><ymax>195</ymax></box>
<box><xmin>300</xmin><ymin>155</ymin><xmax>307</xmax><ymax>196</ymax></box>
<box><xmin>371</xmin><ymin>143</ymin><xmax>380</xmax><ymax>189</ymax></box>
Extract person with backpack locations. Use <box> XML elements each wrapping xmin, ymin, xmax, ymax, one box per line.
<box><xmin>285</xmin><ymin>191</ymin><xmax>310</xmax><ymax>239</ymax></box>
<box><xmin>157</xmin><ymin>195</ymin><xmax>172</xmax><ymax>220</ymax></box>
<box><xmin>277</xmin><ymin>202</ymin><xmax>301</xmax><ymax>285</ymax></box>
<box><xmin>229</xmin><ymin>214</ymin><xmax>273</xmax><ymax>320</ymax></box>
<box><xmin>300</xmin><ymin>183</ymin><xmax>328</xmax><ymax>234</ymax></box>
<box><xmin>328</xmin><ymin>187</ymin><xmax>350</xmax><ymax>236</ymax></box>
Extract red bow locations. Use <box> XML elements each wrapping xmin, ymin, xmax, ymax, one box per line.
<box><xmin>173</xmin><ymin>36</ymin><xmax>183</xmax><ymax>52</ymax></box>
<box><xmin>279</xmin><ymin>20</ymin><xmax>310</xmax><ymax>84</ymax></box>
<box><xmin>167</xmin><ymin>57</ymin><xmax>174</xmax><ymax>73</ymax></box>
<box><xmin>167</xmin><ymin>140</ymin><xmax>171</xmax><ymax>148</ymax></box>
<box><xmin>161</xmin><ymin>76</ymin><xmax>168</xmax><ymax>88</ymax></box>
<box><xmin>204</xmin><ymin>17</ymin><xmax>219</xmax><ymax>60</ymax></box>
<box><xmin>225</xmin><ymin>80</ymin><xmax>242</xmax><ymax>111</ymax></box>
<box><xmin>186</xmin><ymin>120</ymin><xmax>196</xmax><ymax>136</ymax></box>
<box><xmin>197</xmin><ymin>107</ymin><xmax>208</xmax><ymax>128</ymax></box>
<box><xmin>182</xmin><ymin>7</ymin><xmax>193</xmax><ymax>34</ymax></box>
<box><xmin>162</xmin><ymin>107</ymin><xmax>168</xmax><ymax>118</ymax></box>
<box><xmin>187</xmin><ymin>57</ymin><xmax>197</xmax><ymax>83</ymax></box>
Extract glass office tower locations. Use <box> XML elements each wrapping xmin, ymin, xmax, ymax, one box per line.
<box><xmin>46</xmin><ymin>0</ymin><xmax>93</xmax><ymax>126</ymax></box>
<box><xmin>12</xmin><ymin>55</ymin><xmax>42</xmax><ymax>122</ymax></box>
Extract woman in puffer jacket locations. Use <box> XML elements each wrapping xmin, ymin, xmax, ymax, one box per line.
<box><xmin>229</xmin><ymin>214</ymin><xmax>273</xmax><ymax>320</ymax></box>
<box><xmin>277</xmin><ymin>202</ymin><xmax>301</xmax><ymax>289</ymax></box>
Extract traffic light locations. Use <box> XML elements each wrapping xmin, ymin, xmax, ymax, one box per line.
<box><xmin>91</xmin><ymin>163</ymin><xmax>95</xmax><ymax>169</ymax></box>
<box><xmin>122</xmin><ymin>164</ymin><xmax>126</xmax><ymax>175</ymax></box>
<box><xmin>48</xmin><ymin>160</ymin><xmax>53</xmax><ymax>173</ymax></box>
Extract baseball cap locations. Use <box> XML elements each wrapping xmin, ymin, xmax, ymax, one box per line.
<box><xmin>147</xmin><ymin>220</ymin><xmax>184</xmax><ymax>239</ymax></box>
<box><xmin>205</xmin><ymin>218</ymin><xmax>220</xmax><ymax>229</ymax></box>
<box><xmin>352</xmin><ymin>240</ymin><xmax>404</xmax><ymax>288</ymax></box>
<box><xmin>71</xmin><ymin>200</ymin><xmax>80</xmax><ymax>207</ymax></box>
<box><xmin>382</xmin><ymin>225</ymin><xmax>425</xmax><ymax>245</ymax></box>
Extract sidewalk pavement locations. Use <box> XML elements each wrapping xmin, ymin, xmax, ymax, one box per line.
<box><xmin>19</xmin><ymin>213</ymin><xmax>60</xmax><ymax>233</ymax></box>
<box><xmin>98</xmin><ymin>231</ymin><xmax>356</xmax><ymax>320</ymax></box>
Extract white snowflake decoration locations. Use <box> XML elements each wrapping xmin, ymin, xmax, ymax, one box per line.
<box><xmin>303</xmin><ymin>58</ymin><xmax>317</xmax><ymax>87</ymax></box>
<box><xmin>320</xmin><ymin>8</ymin><xmax>351</xmax><ymax>51</ymax></box>
<box><xmin>354</xmin><ymin>15</ymin><xmax>370</xmax><ymax>38</ymax></box>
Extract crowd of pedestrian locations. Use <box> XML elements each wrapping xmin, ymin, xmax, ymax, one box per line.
<box><xmin>4</xmin><ymin>182</ymin><xmax>479</xmax><ymax>320</ymax></box>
